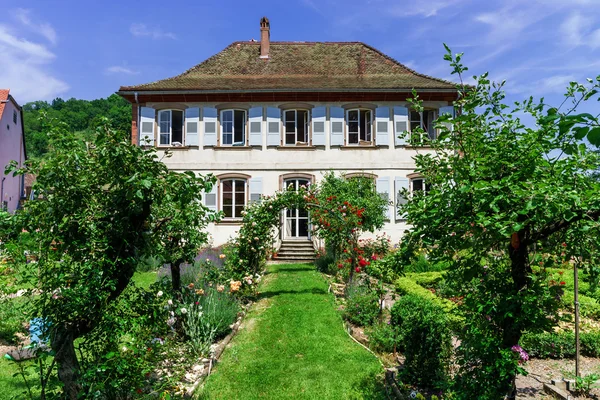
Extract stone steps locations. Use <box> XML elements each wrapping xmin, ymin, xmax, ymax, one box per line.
<box><xmin>275</xmin><ymin>240</ymin><xmax>316</xmax><ymax>262</ymax></box>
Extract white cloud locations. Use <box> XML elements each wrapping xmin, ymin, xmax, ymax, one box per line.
<box><xmin>560</xmin><ymin>12</ymin><xmax>600</xmax><ymax>49</ymax></box>
<box><xmin>507</xmin><ymin>74</ymin><xmax>577</xmax><ymax>95</ymax></box>
<box><xmin>0</xmin><ymin>24</ymin><xmax>68</xmax><ymax>102</ymax></box>
<box><xmin>387</xmin><ymin>0</ymin><xmax>460</xmax><ymax>17</ymax></box>
<box><xmin>130</xmin><ymin>23</ymin><xmax>176</xmax><ymax>40</ymax></box>
<box><xmin>105</xmin><ymin>66</ymin><xmax>139</xmax><ymax>75</ymax></box>
<box><xmin>14</xmin><ymin>8</ymin><xmax>57</xmax><ymax>45</ymax></box>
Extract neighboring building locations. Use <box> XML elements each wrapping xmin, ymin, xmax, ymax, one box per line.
<box><xmin>118</xmin><ymin>17</ymin><xmax>458</xmax><ymax>246</ymax></box>
<box><xmin>0</xmin><ymin>89</ymin><xmax>26</xmax><ymax>213</ymax></box>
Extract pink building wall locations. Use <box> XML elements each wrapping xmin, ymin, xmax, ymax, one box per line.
<box><xmin>0</xmin><ymin>90</ymin><xmax>26</xmax><ymax>213</ymax></box>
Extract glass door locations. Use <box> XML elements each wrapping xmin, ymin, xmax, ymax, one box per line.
<box><xmin>283</xmin><ymin>178</ymin><xmax>310</xmax><ymax>239</ymax></box>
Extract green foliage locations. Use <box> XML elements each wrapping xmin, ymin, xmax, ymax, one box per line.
<box><xmin>405</xmin><ymin>272</ymin><xmax>444</xmax><ymax>289</ymax></box>
<box><xmin>405</xmin><ymin>254</ymin><xmax>449</xmax><ymax>273</ymax></box>
<box><xmin>395</xmin><ymin>277</ymin><xmax>456</xmax><ymax>315</ymax></box>
<box><xmin>574</xmin><ymin>373</ymin><xmax>600</xmax><ymax>396</ymax></box>
<box><xmin>314</xmin><ymin>247</ymin><xmax>337</xmax><ymax>274</ymax></box>
<box><xmin>344</xmin><ymin>281</ymin><xmax>381</xmax><ymax>327</ymax></box>
<box><xmin>390</xmin><ymin>294</ymin><xmax>452</xmax><ymax>390</ymax></box>
<box><xmin>23</xmin><ymin>94</ymin><xmax>131</xmax><ymax>159</ymax></box>
<box><xmin>520</xmin><ymin>329</ymin><xmax>600</xmax><ymax>358</ymax></box>
<box><xmin>182</xmin><ymin>286</ymin><xmax>239</xmax><ymax>356</ymax></box>
<box><xmin>398</xmin><ymin>45</ymin><xmax>600</xmax><ymax>398</ymax></box>
<box><xmin>365</xmin><ymin>321</ymin><xmax>397</xmax><ymax>353</ymax></box>
<box><xmin>3</xmin><ymin>117</ymin><xmax>214</xmax><ymax>397</ymax></box>
<box><xmin>0</xmin><ymin>297</ymin><xmax>29</xmax><ymax>344</ymax></box>
<box><xmin>561</xmin><ymin>290</ymin><xmax>600</xmax><ymax>319</ymax></box>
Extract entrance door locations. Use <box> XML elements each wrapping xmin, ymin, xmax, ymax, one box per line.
<box><xmin>284</xmin><ymin>178</ymin><xmax>310</xmax><ymax>239</ymax></box>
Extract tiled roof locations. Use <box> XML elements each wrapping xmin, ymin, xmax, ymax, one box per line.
<box><xmin>120</xmin><ymin>42</ymin><xmax>457</xmax><ymax>92</ymax></box>
<box><xmin>0</xmin><ymin>89</ymin><xmax>9</xmax><ymax>120</ymax></box>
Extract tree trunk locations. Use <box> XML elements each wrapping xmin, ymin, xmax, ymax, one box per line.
<box><xmin>171</xmin><ymin>259</ymin><xmax>183</xmax><ymax>295</ymax></box>
<box><xmin>504</xmin><ymin>230</ymin><xmax>531</xmax><ymax>399</ymax></box>
<box><xmin>51</xmin><ymin>328</ymin><xmax>80</xmax><ymax>400</ymax></box>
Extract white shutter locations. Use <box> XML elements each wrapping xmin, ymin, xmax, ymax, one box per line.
<box><xmin>376</xmin><ymin>177</ymin><xmax>390</xmax><ymax>220</ymax></box>
<box><xmin>249</xmin><ymin>177</ymin><xmax>263</xmax><ymax>204</ymax></box>
<box><xmin>393</xmin><ymin>106</ymin><xmax>409</xmax><ymax>146</ymax></box>
<box><xmin>266</xmin><ymin>107</ymin><xmax>281</xmax><ymax>146</ymax></box>
<box><xmin>330</xmin><ymin>106</ymin><xmax>344</xmax><ymax>146</ymax></box>
<box><xmin>185</xmin><ymin>107</ymin><xmax>200</xmax><ymax>146</ymax></box>
<box><xmin>139</xmin><ymin>107</ymin><xmax>155</xmax><ymax>146</ymax></box>
<box><xmin>438</xmin><ymin>106</ymin><xmax>455</xmax><ymax>141</ymax></box>
<box><xmin>203</xmin><ymin>107</ymin><xmax>217</xmax><ymax>146</ymax></box>
<box><xmin>204</xmin><ymin>182</ymin><xmax>218</xmax><ymax>212</ymax></box>
<box><xmin>311</xmin><ymin>107</ymin><xmax>326</xmax><ymax>146</ymax></box>
<box><xmin>249</xmin><ymin>107</ymin><xmax>263</xmax><ymax>147</ymax></box>
<box><xmin>375</xmin><ymin>107</ymin><xmax>390</xmax><ymax>146</ymax></box>
<box><xmin>395</xmin><ymin>177</ymin><xmax>409</xmax><ymax>221</ymax></box>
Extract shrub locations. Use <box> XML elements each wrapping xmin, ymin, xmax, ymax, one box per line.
<box><xmin>391</xmin><ymin>294</ymin><xmax>452</xmax><ymax>390</ymax></box>
<box><xmin>183</xmin><ymin>287</ymin><xmax>239</xmax><ymax>356</ymax></box>
<box><xmin>315</xmin><ymin>247</ymin><xmax>337</xmax><ymax>275</ymax></box>
<box><xmin>405</xmin><ymin>254</ymin><xmax>449</xmax><ymax>273</ymax></box>
<box><xmin>344</xmin><ymin>282</ymin><xmax>380</xmax><ymax>327</ymax></box>
<box><xmin>561</xmin><ymin>290</ymin><xmax>600</xmax><ymax>319</ymax></box>
<box><xmin>366</xmin><ymin>321</ymin><xmax>397</xmax><ymax>353</ymax></box>
<box><xmin>0</xmin><ymin>297</ymin><xmax>28</xmax><ymax>344</ymax></box>
<box><xmin>406</xmin><ymin>272</ymin><xmax>444</xmax><ymax>289</ymax></box>
<box><xmin>395</xmin><ymin>277</ymin><xmax>459</xmax><ymax>323</ymax></box>
<box><xmin>137</xmin><ymin>255</ymin><xmax>164</xmax><ymax>272</ymax></box>
<box><xmin>521</xmin><ymin>329</ymin><xmax>600</xmax><ymax>358</ymax></box>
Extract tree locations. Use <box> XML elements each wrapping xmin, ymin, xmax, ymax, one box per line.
<box><xmin>308</xmin><ymin>172</ymin><xmax>388</xmax><ymax>282</ymax></box>
<box><xmin>7</xmin><ymin>117</ymin><xmax>213</xmax><ymax>398</ymax></box>
<box><xmin>399</xmin><ymin>46</ymin><xmax>600</xmax><ymax>398</ymax></box>
<box><xmin>153</xmin><ymin>169</ymin><xmax>220</xmax><ymax>294</ymax></box>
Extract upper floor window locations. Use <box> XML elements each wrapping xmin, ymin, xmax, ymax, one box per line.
<box><xmin>410</xmin><ymin>109</ymin><xmax>437</xmax><ymax>142</ymax></box>
<box><xmin>158</xmin><ymin>109</ymin><xmax>184</xmax><ymax>146</ymax></box>
<box><xmin>13</xmin><ymin>110</ymin><xmax>17</xmax><ymax>125</ymax></box>
<box><xmin>221</xmin><ymin>109</ymin><xmax>246</xmax><ymax>146</ymax></box>
<box><xmin>347</xmin><ymin>109</ymin><xmax>372</xmax><ymax>145</ymax></box>
<box><xmin>221</xmin><ymin>178</ymin><xmax>246</xmax><ymax>218</ymax></box>
<box><xmin>412</xmin><ymin>178</ymin><xmax>431</xmax><ymax>194</ymax></box>
<box><xmin>283</xmin><ymin>109</ymin><xmax>309</xmax><ymax>145</ymax></box>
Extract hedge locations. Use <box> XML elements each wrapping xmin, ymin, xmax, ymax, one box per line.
<box><xmin>395</xmin><ymin>277</ymin><xmax>463</xmax><ymax>330</ymax></box>
<box><xmin>561</xmin><ymin>290</ymin><xmax>600</xmax><ymax>319</ymax></box>
<box><xmin>521</xmin><ymin>329</ymin><xmax>600</xmax><ymax>358</ymax></box>
<box><xmin>405</xmin><ymin>272</ymin><xmax>444</xmax><ymax>288</ymax></box>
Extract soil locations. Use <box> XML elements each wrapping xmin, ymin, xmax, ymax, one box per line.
<box><xmin>517</xmin><ymin>356</ymin><xmax>600</xmax><ymax>399</ymax></box>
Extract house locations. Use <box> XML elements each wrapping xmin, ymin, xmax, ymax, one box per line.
<box><xmin>118</xmin><ymin>17</ymin><xmax>458</xmax><ymax>247</ymax></box>
<box><xmin>0</xmin><ymin>89</ymin><xmax>26</xmax><ymax>213</ymax></box>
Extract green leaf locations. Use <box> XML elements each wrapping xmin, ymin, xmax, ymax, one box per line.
<box><xmin>587</xmin><ymin>127</ymin><xmax>600</xmax><ymax>146</ymax></box>
<box><xmin>573</xmin><ymin>126</ymin><xmax>590</xmax><ymax>140</ymax></box>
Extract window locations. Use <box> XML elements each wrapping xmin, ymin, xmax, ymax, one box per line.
<box><xmin>13</xmin><ymin>110</ymin><xmax>17</xmax><ymax>124</ymax></box>
<box><xmin>412</xmin><ymin>178</ymin><xmax>431</xmax><ymax>194</ymax></box>
<box><xmin>221</xmin><ymin>109</ymin><xmax>246</xmax><ymax>146</ymax></box>
<box><xmin>347</xmin><ymin>109</ymin><xmax>372</xmax><ymax>145</ymax></box>
<box><xmin>410</xmin><ymin>109</ymin><xmax>437</xmax><ymax>142</ymax></box>
<box><xmin>283</xmin><ymin>110</ymin><xmax>309</xmax><ymax>145</ymax></box>
<box><xmin>221</xmin><ymin>179</ymin><xmax>246</xmax><ymax>218</ymax></box>
<box><xmin>158</xmin><ymin>109</ymin><xmax>184</xmax><ymax>146</ymax></box>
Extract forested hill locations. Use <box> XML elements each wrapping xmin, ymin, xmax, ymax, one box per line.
<box><xmin>23</xmin><ymin>94</ymin><xmax>131</xmax><ymax>159</ymax></box>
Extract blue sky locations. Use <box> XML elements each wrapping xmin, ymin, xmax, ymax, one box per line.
<box><xmin>2</xmin><ymin>0</ymin><xmax>600</xmax><ymax>110</ymax></box>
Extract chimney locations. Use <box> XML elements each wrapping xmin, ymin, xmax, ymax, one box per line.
<box><xmin>260</xmin><ymin>17</ymin><xmax>270</xmax><ymax>59</ymax></box>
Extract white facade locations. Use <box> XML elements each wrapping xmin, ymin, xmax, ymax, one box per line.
<box><xmin>139</xmin><ymin>100</ymin><xmax>451</xmax><ymax>245</ymax></box>
<box><xmin>0</xmin><ymin>92</ymin><xmax>25</xmax><ymax>213</ymax></box>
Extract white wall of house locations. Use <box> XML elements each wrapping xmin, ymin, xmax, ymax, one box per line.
<box><xmin>0</xmin><ymin>99</ymin><xmax>25</xmax><ymax>213</ymax></box>
<box><xmin>140</xmin><ymin>100</ymin><xmax>449</xmax><ymax>246</ymax></box>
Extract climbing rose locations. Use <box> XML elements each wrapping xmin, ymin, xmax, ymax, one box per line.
<box><xmin>355</xmin><ymin>267</ymin><xmax>361</xmax><ymax>273</ymax></box>
<box><xmin>358</xmin><ymin>259</ymin><xmax>368</xmax><ymax>267</ymax></box>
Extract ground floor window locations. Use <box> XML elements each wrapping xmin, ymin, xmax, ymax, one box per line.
<box><xmin>221</xmin><ymin>179</ymin><xmax>246</xmax><ymax>218</ymax></box>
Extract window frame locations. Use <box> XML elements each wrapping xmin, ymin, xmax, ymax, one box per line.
<box><xmin>409</xmin><ymin>108</ymin><xmax>438</xmax><ymax>144</ymax></box>
<box><xmin>411</xmin><ymin>177</ymin><xmax>431</xmax><ymax>194</ymax></box>
<box><xmin>220</xmin><ymin>178</ymin><xmax>247</xmax><ymax>219</ymax></box>
<box><xmin>157</xmin><ymin>109</ymin><xmax>185</xmax><ymax>147</ymax></box>
<box><xmin>346</xmin><ymin>108</ymin><xmax>373</xmax><ymax>145</ymax></box>
<box><xmin>13</xmin><ymin>110</ymin><xmax>17</xmax><ymax>125</ymax></box>
<box><xmin>283</xmin><ymin>109</ymin><xmax>310</xmax><ymax>145</ymax></box>
<box><xmin>220</xmin><ymin>109</ymin><xmax>247</xmax><ymax>146</ymax></box>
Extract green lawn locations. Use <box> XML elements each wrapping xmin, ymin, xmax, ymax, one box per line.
<box><xmin>131</xmin><ymin>271</ymin><xmax>157</xmax><ymax>289</ymax></box>
<box><xmin>0</xmin><ymin>357</ymin><xmax>37</xmax><ymax>400</ymax></box>
<box><xmin>198</xmin><ymin>263</ymin><xmax>385</xmax><ymax>400</ymax></box>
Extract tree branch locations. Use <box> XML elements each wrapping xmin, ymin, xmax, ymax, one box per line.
<box><xmin>526</xmin><ymin>209</ymin><xmax>600</xmax><ymax>245</ymax></box>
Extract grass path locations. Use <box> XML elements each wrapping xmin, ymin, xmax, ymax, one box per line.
<box><xmin>199</xmin><ymin>263</ymin><xmax>385</xmax><ymax>400</ymax></box>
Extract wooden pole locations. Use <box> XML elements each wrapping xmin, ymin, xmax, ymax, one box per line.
<box><xmin>574</xmin><ymin>261</ymin><xmax>580</xmax><ymax>378</ymax></box>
